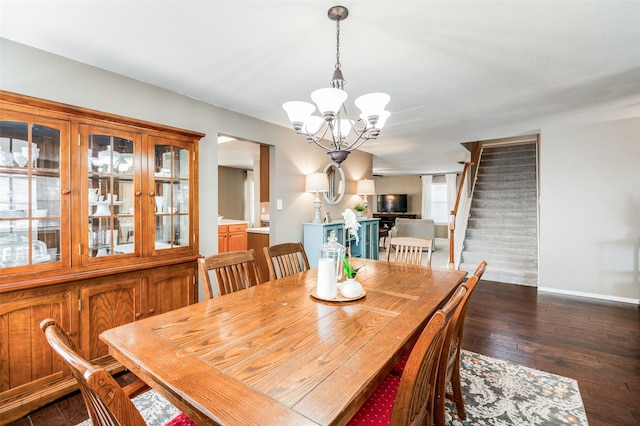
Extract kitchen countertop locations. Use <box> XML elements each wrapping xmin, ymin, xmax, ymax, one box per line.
<box><xmin>218</xmin><ymin>219</ymin><xmax>249</xmax><ymax>226</ymax></box>
<box><xmin>246</xmin><ymin>227</ymin><xmax>269</xmax><ymax>234</ymax></box>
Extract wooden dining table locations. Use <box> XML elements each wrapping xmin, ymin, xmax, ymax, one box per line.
<box><xmin>100</xmin><ymin>258</ymin><xmax>466</xmax><ymax>426</ymax></box>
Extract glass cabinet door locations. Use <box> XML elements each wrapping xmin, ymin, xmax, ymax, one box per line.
<box><xmin>0</xmin><ymin>114</ymin><xmax>69</xmax><ymax>270</ymax></box>
<box><xmin>83</xmin><ymin>125</ymin><xmax>141</xmax><ymax>262</ymax></box>
<box><xmin>151</xmin><ymin>137</ymin><xmax>193</xmax><ymax>253</ymax></box>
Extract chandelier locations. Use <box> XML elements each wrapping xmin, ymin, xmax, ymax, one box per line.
<box><xmin>282</xmin><ymin>5</ymin><xmax>390</xmax><ymax>166</ymax></box>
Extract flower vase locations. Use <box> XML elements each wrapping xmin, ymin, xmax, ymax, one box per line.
<box><xmin>340</xmin><ymin>278</ymin><xmax>363</xmax><ymax>298</ymax></box>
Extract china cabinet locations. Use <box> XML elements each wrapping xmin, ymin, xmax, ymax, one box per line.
<box><xmin>0</xmin><ymin>91</ymin><xmax>203</xmax><ymax>423</ymax></box>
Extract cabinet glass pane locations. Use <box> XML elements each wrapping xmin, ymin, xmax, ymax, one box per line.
<box><xmin>0</xmin><ymin>121</ymin><xmax>61</xmax><ymax>267</ymax></box>
<box><xmin>154</xmin><ymin>144</ymin><xmax>189</xmax><ymax>250</ymax></box>
<box><xmin>87</xmin><ymin>134</ymin><xmax>134</xmax><ymax>258</ymax></box>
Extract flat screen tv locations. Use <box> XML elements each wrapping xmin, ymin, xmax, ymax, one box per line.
<box><xmin>377</xmin><ymin>194</ymin><xmax>408</xmax><ymax>213</ymax></box>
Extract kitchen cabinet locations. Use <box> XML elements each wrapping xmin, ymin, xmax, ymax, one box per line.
<box><xmin>218</xmin><ymin>222</ymin><xmax>248</xmax><ymax>253</ymax></box>
<box><xmin>0</xmin><ymin>91</ymin><xmax>203</xmax><ymax>423</ymax></box>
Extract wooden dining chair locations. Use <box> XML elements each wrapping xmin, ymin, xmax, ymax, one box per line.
<box><xmin>40</xmin><ymin>318</ymin><xmax>195</xmax><ymax>426</ymax></box>
<box><xmin>263</xmin><ymin>242</ymin><xmax>310</xmax><ymax>280</ymax></box>
<box><xmin>348</xmin><ymin>286</ymin><xmax>467</xmax><ymax>426</ymax></box>
<box><xmin>198</xmin><ymin>249</ymin><xmax>262</xmax><ymax>298</ymax></box>
<box><xmin>433</xmin><ymin>261</ymin><xmax>487</xmax><ymax>425</ymax></box>
<box><xmin>386</xmin><ymin>236</ymin><xmax>433</xmax><ymax>266</ymax></box>
<box><xmin>473</xmin><ymin>259</ymin><xmax>488</xmax><ymax>280</ymax></box>
<box><xmin>347</xmin><ymin>311</ymin><xmax>449</xmax><ymax>425</ymax></box>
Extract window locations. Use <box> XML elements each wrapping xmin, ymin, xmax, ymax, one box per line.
<box><xmin>431</xmin><ymin>182</ymin><xmax>448</xmax><ymax>223</ymax></box>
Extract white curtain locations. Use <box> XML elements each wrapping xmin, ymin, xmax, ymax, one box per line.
<box><xmin>420</xmin><ymin>175</ymin><xmax>432</xmax><ymax>219</ymax></box>
<box><xmin>446</xmin><ymin>173</ymin><xmax>457</xmax><ymax>214</ymax></box>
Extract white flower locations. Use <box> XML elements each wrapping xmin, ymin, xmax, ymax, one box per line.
<box><xmin>342</xmin><ymin>208</ymin><xmax>361</xmax><ymax>244</ymax></box>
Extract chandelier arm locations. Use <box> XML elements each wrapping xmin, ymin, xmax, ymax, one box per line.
<box><xmin>350</xmin><ymin>117</ymin><xmax>370</xmax><ymax>133</ymax></box>
<box><xmin>338</xmin><ymin>132</ymin><xmax>369</xmax><ymax>152</ymax></box>
<box><xmin>345</xmin><ymin>136</ymin><xmax>370</xmax><ymax>152</ymax></box>
<box><xmin>326</xmin><ymin>120</ymin><xmax>343</xmax><ymax>151</ymax></box>
<box><xmin>306</xmin><ymin>126</ymin><xmax>337</xmax><ymax>153</ymax></box>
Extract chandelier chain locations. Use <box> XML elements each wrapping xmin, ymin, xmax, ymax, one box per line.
<box><xmin>335</xmin><ymin>19</ymin><xmax>341</xmax><ymax>70</ymax></box>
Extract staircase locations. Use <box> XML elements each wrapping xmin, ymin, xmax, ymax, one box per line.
<box><xmin>459</xmin><ymin>143</ymin><xmax>538</xmax><ymax>286</ymax></box>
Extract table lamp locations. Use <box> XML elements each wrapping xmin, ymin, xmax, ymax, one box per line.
<box><xmin>306</xmin><ymin>172</ymin><xmax>329</xmax><ymax>223</ymax></box>
<box><xmin>356</xmin><ymin>179</ymin><xmax>375</xmax><ymax>217</ymax></box>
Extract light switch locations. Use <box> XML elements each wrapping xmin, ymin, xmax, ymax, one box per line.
<box><xmin>276</xmin><ymin>199</ymin><xmax>283</xmax><ymax>210</ymax></box>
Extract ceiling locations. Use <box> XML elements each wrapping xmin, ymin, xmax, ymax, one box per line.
<box><xmin>1</xmin><ymin>1</ymin><xmax>639</xmax><ymax>175</ymax></box>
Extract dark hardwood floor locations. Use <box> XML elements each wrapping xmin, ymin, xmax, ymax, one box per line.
<box><xmin>461</xmin><ymin>281</ymin><xmax>639</xmax><ymax>426</ymax></box>
<box><xmin>8</xmin><ymin>280</ymin><xmax>639</xmax><ymax>426</ymax></box>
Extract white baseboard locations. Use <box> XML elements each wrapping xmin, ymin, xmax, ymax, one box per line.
<box><xmin>538</xmin><ymin>286</ymin><xmax>639</xmax><ymax>305</ymax></box>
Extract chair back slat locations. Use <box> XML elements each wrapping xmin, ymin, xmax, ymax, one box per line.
<box><xmin>263</xmin><ymin>242</ymin><xmax>310</xmax><ymax>280</ymax></box>
<box><xmin>40</xmin><ymin>318</ymin><xmax>147</xmax><ymax>426</ymax></box>
<box><xmin>386</xmin><ymin>236</ymin><xmax>433</xmax><ymax>266</ymax></box>
<box><xmin>199</xmin><ymin>249</ymin><xmax>262</xmax><ymax>297</ymax></box>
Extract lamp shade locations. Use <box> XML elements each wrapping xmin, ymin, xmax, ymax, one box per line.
<box><xmin>357</xmin><ymin>179</ymin><xmax>375</xmax><ymax>195</ymax></box>
<box><xmin>304</xmin><ymin>116</ymin><xmax>325</xmax><ymax>134</ymax></box>
<box><xmin>361</xmin><ymin>110</ymin><xmax>391</xmax><ymax>129</ymax></box>
<box><xmin>283</xmin><ymin>101</ymin><xmax>316</xmax><ymax>126</ymax></box>
<box><xmin>311</xmin><ymin>88</ymin><xmax>348</xmax><ymax>116</ymax></box>
<box><xmin>355</xmin><ymin>93</ymin><xmax>390</xmax><ymax>118</ymax></box>
<box><xmin>306</xmin><ymin>172</ymin><xmax>329</xmax><ymax>193</ymax></box>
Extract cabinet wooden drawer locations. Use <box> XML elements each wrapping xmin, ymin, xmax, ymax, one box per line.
<box><xmin>228</xmin><ymin>224</ymin><xmax>247</xmax><ymax>233</ymax></box>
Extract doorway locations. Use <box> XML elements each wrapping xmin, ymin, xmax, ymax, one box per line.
<box><xmin>217</xmin><ymin>135</ymin><xmax>270</xmax><ymax>228</ymax></box>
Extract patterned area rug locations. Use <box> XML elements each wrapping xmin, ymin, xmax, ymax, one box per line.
<box><xmin>77</xmin><ymin>350</ymin><xmax>588</xmax><ymax>425</ymax></box>
<box><xmin>446</xmin><ymin>350</ymin><xmax>588</xmax><ymax>425</ymax></box>
<box><xmin>76</xmin><ymin>390</ymin><xmax>180</xmax><ymax>426</ymax></box>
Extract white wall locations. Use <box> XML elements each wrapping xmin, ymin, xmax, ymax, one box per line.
<box><xmin>0</xmin><ymin>38</ymin><xmax>373</xmax><ymax>268</ymax></box>
<box><xmin>539</xmin><ymin>117</ymin><xmax>640</xmax><ymax>302</ymax></box>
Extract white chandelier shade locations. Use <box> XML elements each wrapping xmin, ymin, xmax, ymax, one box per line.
<box><xmin>361</xmin><ymin>110</ymin><xmax>391</xmax><ymax>130</ymax></box>
<box><xmin>282</xmin><ymin>101</ymin><xmax>316</xmax><ymax>130</ymax></box>
<box><xmin>311</xmin><ymin>88</ymin><xmax>348</xmax><ymax>119</ymax></box>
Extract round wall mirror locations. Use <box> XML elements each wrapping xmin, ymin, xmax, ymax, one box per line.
<box><xmin>322</xmin><ymin>162</ymin><xmax>345</xmax><ymax>205</ymax></box>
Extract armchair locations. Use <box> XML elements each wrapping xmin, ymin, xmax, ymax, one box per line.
<box><xmin>391</xmin><ymin>218</ymin><xmax>436</xmax><ymax>246</ymax></box>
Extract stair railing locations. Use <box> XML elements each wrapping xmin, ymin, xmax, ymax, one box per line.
<box><xmin>448</xmin><ymin>143</ymin><xmax>482</xmax><ymax>268</ymax></box>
